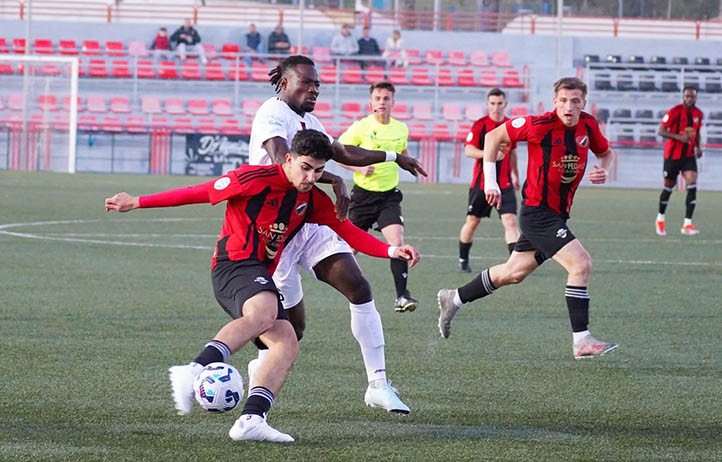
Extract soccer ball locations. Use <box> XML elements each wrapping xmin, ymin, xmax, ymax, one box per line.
<box><xmin>193</xmin><ymin>362</ymin><xmax>244</xmax><ymax>413</ymax></box>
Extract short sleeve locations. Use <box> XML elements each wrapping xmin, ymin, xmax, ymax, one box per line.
<box><xmin>588</xmin><ymin>118</ymin><xmax>610</xmax><ymax>155</ymax></box>
<box><xmin>207</xmin><ymin>172</ymin><xmax>247</xmax><ymax>205</ymax></box>
<box><xmin>505</xmin><ymin>116</ymin><xmax>532</xmax><ymax>143</ymax></box>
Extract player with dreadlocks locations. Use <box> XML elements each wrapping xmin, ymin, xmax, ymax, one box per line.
<box><xmin>245</xmin><ymin>55</ymin><xmax>426</xmax><ymax>416</ymax></box>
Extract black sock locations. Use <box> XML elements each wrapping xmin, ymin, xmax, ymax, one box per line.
<box><xmin>193</xmin><ymin>340</ymin><xmax>230</xmax><ymax>366</ymax></box>
<box><xmin>659</xmin><ymin>187</ymin><xmax>673</xmax><ymax>214</ymax></box>
<box><xmin>459</xmin><ymin>241</ymin><xmax>472</xmax><ymax>262</ymax></box>
<box><xmin>685</xmin><ymin>185</ymin><xmax>697</xmax><ymax>219</ymax></box>
<box><xmin>390</xmin><ymin>258</ymin><xmax>409</xmax><ymax>298</ymax></box>
<box><xmin>242</xmin><ymin>386</ymin><xmax>274</xmax><ymax>417</ymax></box>
<box><xmin>507</xmin><ymin>242</ymin><xmax>516</xmax><ymax>254</ymax></box>
<box><xmin>458</xmin><ymin>268</ymin><xmax>496</xmax><ymax>304</ymax></box>
<box><xmin>565</xmin><ymin>285</ymin><xmax>590</xmax><ymax>333</ymax></box>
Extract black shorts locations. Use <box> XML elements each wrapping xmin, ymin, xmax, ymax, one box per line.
<box><xmin>664</xmin><ymin>156</ymin><xmax>697</xmax><ymax>180</ymax></box>
<box><xmin>211</xmin><ymin>259</ymin><xmax>286</xmax><ymax>321</ymax></box>
<box><xmin>348</xmin><ymin>185</ymin><xmax>404</xmax><ymax>231</ymax></box>
<box><xmin>514</xmin><ymin>205</ymin><xmax>576</xmax><ymax>263</ymax></box>
<box><xmin>467</xmin><ymin>187</ymin><xmax>517</xmax><ymax>218</ymax></box>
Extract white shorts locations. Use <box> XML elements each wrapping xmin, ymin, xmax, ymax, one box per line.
<box><xmin>273</xmin><ymin>223</ymin><xmax>353</xmax><ymax>309</ymax></box>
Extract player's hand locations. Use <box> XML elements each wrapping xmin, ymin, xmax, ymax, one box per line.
<box><xmin>485</xmin><ymin>188</ymin><xmax>501</xmax><ymax>209</ymax></box>
<box><xmin>331</xmin><ymin>178</ymin><xmax>350</xmax><ymax>221</ymax></box>
<box><xmin>360</xmin><ymin>165</ymin><xmax>375</xmax><ymax>176</ymax></box>
<box><xmin>393</xmin><ymin>244</ymin><xmax>420</xmax><ymax>268</ymax></box>
<box><xmin>396</xmin><ymin>155</ymin><xmax>428</xmax><ymax>177</ymax></box>
<box><xmin>512</xmin><ymin>176</ymin><xmax>520</xmax><ymax>191</ymax></box>
<box><xmin>105</xmin><ymin>192</ymin><xmax>139</xmax><ymax>212</ymax></box>
<box><xmin>696</xmin><ymin>147</ymin><xmax>703</xmax><ymax>159</ymax></box>
<box><xmin>588</xmin><ymin>165</ymin><xmax>607</xmax><ymax>184</ymax></box>
<box><xmin>678</xmin><ymin>133</ymin><xmax>691</xmax><ymax>143</ymax></box>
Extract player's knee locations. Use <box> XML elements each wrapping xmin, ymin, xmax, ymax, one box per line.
<box><xmin>569</xmin><ymin>258</ymin><xmax>592</xmax><ymax>281</ymax></box>
<box><xmin>345</xmin><ymin>277</ymin><xmax>373</xmax><ymax>304</ymax></box>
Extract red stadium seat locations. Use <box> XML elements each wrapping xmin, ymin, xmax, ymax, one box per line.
<box><xmin>205</xmin><ymin>61</ymin><xmax>227</xmax><ymax>80</ymax></box>
<box><xmin>410</xmin><ymin>68</ymin><xmax>433</xmax><ymax>86</ymax></box>
<box><xmin>341</xmin><ymin>65</ymin><xmax>363</xmax><ymax>84</ymax></box>
<box><xmin>242</xmin><ymin>99</ymin><xmax>261</xmax><ymax>117</ymax></box>
<box><xmin>510</xmin><ymin>106</ymin><xmax>529</xmax><ymax>117</ymax></box>
<box><xmin>150</xmin><ymin>116</ymin><xmax>170</xmax><ymax>130</ymax></box>
<box><xmin>102</xmin><ymin>116</ymin><xmax>124</xmax><ymax>133</ymax></box>
<box><xmin>441</xmin><ymin>103</ymin><xmax>464</xmax><ymax>122</ymax></box>
<box><xmin>0</xmin><ymin>38</ymin><xmax>9</xmax><ymax>53</ymax></box>
<box><xmin>455</xmin><ymin>123</ymin><xmax>472</xmax><ymax>141</ymax></box>
<box><xmin>431</xmin><ymin>123</ymin><xmax>453</xmax><ymax>142</ymax></box>
<box><xmin>187</xmin><ymin>98</ymin><xmax>210</xmax><ymax>116</ymax></box>
<box><xmin>59</xmin><ymin>39</ymin><xmax>79</xmax><ymax>55</ymax></box>
<box><xmin>141</xmin><ymin>96</ymin><xmax>163</xmax><ymax>115</ymax></box>
<box><xmin>62</xmin><ymin>96</ymin><xmax>84</xmax><ymax>112</ymax></box>
<box><xmin>52</xmin><ymin>113</ymin><xmax>70</xmax><ymax>131</ymax></box>
<box><xmin>127</xmin><ymin>41</ymin><xmax>149</xmax><ymax>58</ymax></box>
<box><xmin>412</xmin><ymin>102</ymin><xmax>433</xmax><ymax>121</ymax></box>
<box><xmin>12</xmin><ymin>38</ymin><xmax>26</xmax><ymax>54</ymax></box>
<box><xmin>312</xmin><ymin>46</ymin><xmax>332</xmax><ymax>64</ymax></box>
<box><xmin>491</xmin><ymin>51</ymin><xmax>513</xmax><ymax>68</ymax></box>
<box><xmin>250</xmin><ymin>62</ymin><xmax>268</xmax><ymax>81</ymax></box>
<box><xmin>33</xmin><ymin>38</ymin><xmax>54</xmax><ymax>54</ymax></box>
<box><xmin>125</xmin><ymin>116</ymin><xmax>147</xmax><ymax>133</ymax></box>
<box><xmin>181</xmin><ymin>61</ymin><xmax>202</xmax><ymax>80</ymax></box>
<box><xmin>38</xmin><ymin>94</ymin><xmax>59</xmax><ymax>112</ymax></box>
<box><xmin>201</xmin><ymin>43</ymin><xmax>218</xmax><ymax>61</ymax></box>
<box><xmin>364</xmin><ymin>66</ymin><xmax>385</xmax><ymax>84</ymax></box>
<box><xmin>87</xmin><ymin>59</ymin><xmax>108</xmax><ymax>78</ymax></box>
<box><xmin>36</xmin><ymin>64</ymin><xmax>62</xmax><ymax>76</ymax></box>
<box><xmin>110</xmin><ymin>60</ymin><xmax>132</xmax><ymax>78</ymax></box>
<box><xmin>436</xmin><ymin>68</ymin><xmax>454</xmax><ymax>86</ymax></box>
<box><xmin>388</xmin><ymin>67</ymin><xmax>409</xmax><ymax>85</ymax></box>
<box><xmin>407</xmin><ymin>122</ymin><xmax>428</xmax><ymax>141</ymax></box>
<box><xmin>105</xmin><ymin>41</ymin><xmax>125</xmax><ymax>56</ymax></box>
<box><xmin>220</xmin><ymin>118</ymin><xmax>244</xmax><ymax>135</ymax></box>
<box><xmin>211</xmin><ymin>99</ymin><xmax>233</xmax><ymax>117</ymax></box>
<box><xmin>158</xmin><ymin>61</ymin><xmax>179</xmax><ymax>79</ymax></box>
<box><xmin>424</xmin><ymin>49</ymin><xmax>444</xmax><ymax>66</ymax></box>
<box><xmin>109</xmin><ymin>96</ymin><xmax>131</xmax><ymax>114</ymax></box>
<box><xmin>81</xmin><ymin>40</ymin><xmax>102</xmax><ymax>56</ymax></box>
<box><xmin>221</xmin><ymin>43</ymin><xmax>240</xmax><ymax>60</ymax></box>
<box><xmin>78</xmin><ymin>114</ymin><xmax>100</xmax><ymax>131</ymax></box>
<box><xmin>86</xmin><ymin>96</ymin><xmax>108</xmax><ymax>113</ymax></box>
<box><xmin>136</xmin><ymin>60</ymin><xmax>156</xmax><ymax>79</ymax></box>
<box><xmin>393</xmin><ymin>103</ymin><xmax>411</xmax><ymax>121</ymax></box>
<box><xmin>319</xmin><ymin>65</ymin><xmax>339</xmax><ymax>84</ymax></box>
<box><xmin>172</xmin><ymin>117</ymin><xmax>195</xmax><ymax>133</ymax></box>
<box><xmin>479</xmin><ymin>69</ymin><xmax>500</xmax><ymax>87</ymax></box>
<box><xmin>313</xmin><ymin>101</ymin><xmax>334</xmax><ymax>120</ymax></box>
<box><xmin>405</xmin><ymin>49</ymin><xmax>421</xmax><ymax>66</ymax></box>
<box><xmin>0</xmin><ymin>62</ymin><xmax>15</xmax><ymax>75</ymax></box>
<box><xmin>340</xmin><ymin>101</ymin><xmax>362</xmax><ymax>119</ymax></box>
<box><xmin>456</xmin><ymin>68</ymin><xmax>476</xmax><ymax>87</ymax></box>
<box><xmin>469</xmin><ymin>51</ymin><xmax>489</xmax><ymax>67</ymax></box>
<box><xmin>164</xmin><ymin>98</ymin><xmax>186</xmax><ymax>116</ymax></box>
<box><xmin>228</xmin><ymin>62</ymin><xmax>248</xmax><ymax>81</ymax></box>
<box><xmin>447</xmin><ymin>50</ymin><xmax>467</xmax><ymax>66</ymax></box>
<box><xmin>502</xmin><ymin>69</ymin><xmax>524</xmax><ymax>88</ymax></box>
<box><xmin>465</xmin><ymin>104</ymin><xmax>484</xmax><ymax>121</ymax></box>
<box><xmin>197</xmin><ymin>118</ymin><xmax>218</xmax><ymax>133</ymax></box>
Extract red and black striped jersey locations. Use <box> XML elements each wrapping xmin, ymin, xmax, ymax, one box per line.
<box><xmin>660</xmin><ymin>104</ymin><xmax>703</xmax><ymax>160</ymax></box>
<box><xmin>505</xmin><ymin>111</ymin><xmax>609</xmax><ymax>219</ymax></box>
<box><xmin>464</xmin><ymin>115</ymin><xmax>517</xmax><ymax>190</ymax></box>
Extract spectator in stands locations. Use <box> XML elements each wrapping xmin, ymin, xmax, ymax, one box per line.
<box><xmin>171</xmin><ymin>18</ymin><xmax>207</xmax><ymax>64</ymax></box>
<box><xmin>330</xmin><ymin>24</ymin><xmax>359</xmax><ymax>61</ymax></box>
<box><xmin>357</xmin><ymin>26</ymin><xmax>382</xmax><ymax>69</ymax></box>
<box><xmin>382</xmin><ymin>30</ymin><xmax>407</xmax><ymax>68</ymax></box>
<box><xmin>243</xmin><ymin>23</ymin><xmax>263</xmax><ymax>66</ymax></box>
<box><xmin>655</xmin><ymin>86</ymin><xmax>704</xmax><ymax>236</ymax></box>
<box><xmin>150</xmin><ymin>27</ymin><xmax>172</xmax><ymax>62</ymax></box>
<box><xmin>268</xmin><ymin>25</ymin><xmax>291</xmax><ymax>55</ymax></box>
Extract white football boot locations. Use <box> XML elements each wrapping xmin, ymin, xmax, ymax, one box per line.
<box><xmin>228</xmin><ymin>414</ymin><xmax>295</xmax><ymax>443</ymax></box>
<box><xmin>364</xmin><ymin>379</ymin><xmax>410</xmax><ymax>415</ymax></box>
<box><xmin>168</xmin><ymin>362</ymin><xmax>203</xmax><ymax>415</ymax></box>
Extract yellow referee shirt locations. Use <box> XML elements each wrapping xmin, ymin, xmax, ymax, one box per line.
<box><xmin>339</xmin><ymin>115</ymin><xmax>409</xmax><ymax>192</ymax></box>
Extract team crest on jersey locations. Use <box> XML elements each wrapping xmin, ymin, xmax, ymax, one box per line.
<box><xmin>511</xmin><ymin>117</ymin><xmax>526</xmax><ymax>128</ymax></box>
<box><xmin>576</xmin><ymin>135</ymin><xmax>589</xmax><ymax>148</ymax></box>
<box><xmin>214</xmin><ymin>177</ymin><xmax>231</xmax><ymax>190</ymax></box>
<box><xmin>295</xmin><ymin>202</ymin><xmax>308</xmax><ymax>215</ymax></box>
<box><xmin>693</xmin><ymin>117</ymin><xmax>700</xmax><ymax>124</ymax></box>
<box><xmin>662</xmin><ymin>113</ymin><xmax>670</xmax><ymax>123</ymax></box>
<box><xmin>465</xmin><ymin>132</ymin><xmax>474</xmax><ymax>142</ymax></box>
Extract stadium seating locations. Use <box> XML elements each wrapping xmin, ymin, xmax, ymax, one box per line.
<box><xmin>313</xmin><ymin>101</ymin><xmax>334</xmax><ymax>120</ymax></box>
<box><xmin>221</xmin><ymin>43</ymin><xmax>240</xmax><ymax>60</ymax></box>
<box><xmin>342</xmin><ymin>65</ymin><xmax>364</xmax><ymax>84</ymax></box>
<box><xmin>38</xmin><ymin>94</ymin><xmax>59</xmax><ymax>112</ymax></box>
<box><xmin>465</xmin><ymin>104</ymin><xmax>484</xmax><ymax>121</ymax></box>
<box><xmin>393</xmin><ymin>103</ymin><xmax>411</xmax><ymax>121</ymax></box>
<box><xmin>205</xmin><ymin>61</ymin><xmax>227</xmax><ymax>80</ymax></box>
<box><xmin>250</xmin><ymin>63</ymin><xmax>268</xmax><ymax>81</ymax></box>
<box><xmin>364</xmin><ymin>66</ymin><xmax>385</xmax><ymax>84</ymax></box>
<box><xmin>111</xmin><ymin>60</ymin><xmax>132</xmax><ymax>78</ymax></box>
<box><xmin>410</xmin><ymin>68</ymin><xmax>433</xmax><ymax>86</ymax></box>
<box><xmin>211</xmin><ymin>99</ymin><xmax>233</xmax><ymax>117</ymax></box>
<box><xmin>136</xmin><ymin>60</ymin><xmax>156</xmax><ymax>79</ymax></box>
<box><xmin>87</xmin><ymin>59</ymin><xmax>108</xmax><ymax>78</ymax></box>
<box><xmin>311</xmin><ymin>47</ymin><xmax>332</xmax><ymax>64</ymax></box>
<box><xmin>0</xmin><ymin>38</ymin><xmax>8</xmax><ymax>53</ymax></box>
<box><xmin>81</xmin><ymin>40</ymin><xmax>102</xmax><ymax>56</ymax></box>
<box><xmin>436</xmin><ymin>68</ymin><xmax>455</xmax><ymax>86</ymax></box>
<box><xmin>412</xmin><ymin>102</ymin><xmax>433</xmax><ymax>121</ymax></box>
<box><xmin>340</xmin><ymin>101</ymin><xmax>362</xmax><ymax>119</ymax></box>
<box><xmin>188</xmin><ymin>98</ymin><xmax>210</xmax><ymax>116</ymax></box>
<box><xmin>181</xmin><ymin>61</ymin><xmax>203</xmax><ymax>80</ymax></box>
<box><xmin>387</xmin><ymin>67</ymin><xmax>409</xmax><ymax>86</ymax></box>
<box><xmin>242</xmin><ymin>99</ymin><xmax>261</xmax><ymax>117</ymax></box>
<box><xmin>141</xmin><ymin>96</ymin><xmax>163</xmax><ymax>115</ymax></box>
<box><xmin>127</xmin><ymin>41</ymin><xmax>149</xmax><ymax>58</ymax></box>
<box><xmin>165</xmin><ymin>98</ymin><xmax>186</xmax><ymax>116</ymax></box>
<box><xmin>424</xmin><ymin>49</ymin><xmax>444</xmax><ymax>66</ymax></box>
<box><xmin>441</xmin><ymin>103</ymin><xmax>464</xmax><ymax>122</ymax></box>
<box><xmin>105</xmin><ymin>41</ymin><xmax>125</xmax><ymax>56</ymax></box>
<box><xmin>109</xmin><ymin>96</ymin><xmax>131</xmax><ymax>114</ymax></box>
<box><xmin>158</xmin><ymin>61</ymin><xmax>179</xmax><ymax>79</ymax></box>
<box><xmin>12</xmin><ymin>38</ymin><xmax>26</xmax><ymax>54</ymax></box>
<box><xmin>319</xmin><ymin>65</ymin><xmax>339</xmax><ymax>84</ymax></box>
<box><xmin>87</xmin><ymin>96</ymin><xmax>108</xmax><ymax>113</ymax></box>
<box><xmin>480</xmin><ymin>70</ymin><xmax>500</xmax><ymax>87</ymax></box>
<box><xmin>456</xmin><ymin>69</ymin><xmax>476</xmax><ymax>87</ymax></box>
<box><xmin>33</xmin><ymin>38</ymin><xmax>54</xmax><ymax>54</ymax></box>
<box><xmin>469</xmin><ymin>51</ymin><xmax>490</xmax><ymax>67</ymax></box>
<box><xmin>447</xmin><ymin>50</ymin><xmax>467</xmax><ymax>66</ymax></box>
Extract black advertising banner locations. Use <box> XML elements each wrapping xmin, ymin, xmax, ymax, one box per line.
<box><xmin>185</xmin><ymin>134</ymin><xmax>250</xmax><ymax>176</ymax></box>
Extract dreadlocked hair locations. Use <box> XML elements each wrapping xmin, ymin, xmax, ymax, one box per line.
<box><xmin>269</xmin><ymin>55</ymin><xmax>316</xmax><ymax>93</ymax></box>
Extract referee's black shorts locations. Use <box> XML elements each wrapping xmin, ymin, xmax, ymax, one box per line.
<box><xmin>348</xmin><ymin>185</ymin><xmax>404</xmax><ymax>231</ymax></box>
<box><xmin>514</xmin><ymin>205</ymin><xmax>576</xmax><ymax>264</ymax></box>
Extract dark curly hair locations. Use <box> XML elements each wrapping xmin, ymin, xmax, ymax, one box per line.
<box><xmin>269</xmin><ymin>55</ymin><xmax>316</xmax><ymax>93</ymax></box>
<box><xmin>290</xmin><ymin>129</ymin><xmax>334</xmax><ymax>161</ymax></box>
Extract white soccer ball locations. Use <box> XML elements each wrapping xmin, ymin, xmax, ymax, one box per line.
<box><xmin>193</xmin><ymin>362</ymin><xmax>244</xmax><ymax>413</ymax></box>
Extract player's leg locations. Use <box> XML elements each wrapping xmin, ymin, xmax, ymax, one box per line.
<box><xmin>656</xmin><ymin>159</ymin><xmax>678</xmax><ymax>236</ymax></box>
<box><xmin>552</xmin><ymin>240</ymin><xmax>617</xmax><ymax>358</ymax></box>
<box><xmin>438</xmin><ymin>249</ymin><xmax>539</xmax><ymax>338</ymax></box>
<box><xmin>176</xmin><ymin>42</ymin><xmax>187</xmax><ymax>60</ymax></box>
<box><xmin>681</xmin><ymin>167</ymin><xmax>699</xmax><ymax>235</ymax></box>
<box><xmin>459</xmin><ymin>188</ymin><xmax>489</xmax><ymax>272</ymax></box>
<box><xmin>498</xmin><ymin>188</ymin><xmax>520</xmax><ymax>254</ymax></box>
<box><xmin>229</xmin><ymin>318</ymin><xmax>297</xmax><ymax>443</ymax></box>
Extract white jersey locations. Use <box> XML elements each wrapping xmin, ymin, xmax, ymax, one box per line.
<box><xmin>249</xmin><ymin>97</ymin><xmax>333</xmax><ymax>165</ymax></box>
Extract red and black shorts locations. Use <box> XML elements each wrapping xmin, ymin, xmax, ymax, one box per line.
<box><xmin>467</xmin><ymin>187</ymin><xmax>517</xmax><ymax>218</ymax></box>
<box><xmin>211</xmin><ymin>259</ymin><xmax>286</xmax><ymax>321</ymax></box>
<box><xmin>514</xmin><ymin>205</ymin><xmax>576</xmax><ymax>264</ymax></box>
<box><xmin>663</xmin><ymin>156</ymin><xmax>697</xmax><ymax>181</ymax></box>
<box><xmin>348</xmin><ymin>185</ymin><xmax>404</xmax><ymax>232</ymax></box>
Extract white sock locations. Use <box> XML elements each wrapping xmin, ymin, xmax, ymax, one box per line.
<box><xmin>349</xmin><ymin>301</ymin><xmax>387</xmax><ymax>383</ymax></box>
<box><xmin>683</xmin><ymin>218</ymin><xmax>693</xmax><ymax>226</ymax></box>
<box><xmin>573</xmin><ymin>330</ymin><xmax>590</xmax><ymax>344</ymax></box>
<box><xmin>256</xmin><ymin>348</ymin><xmax>271</xmax><ymax>363</ymax></box>
<box><xmin>452</xmin><ymin>289</ymin><xmax>463</xmax><ymax>308</ymax></box>
<box><xmin>657</xmin><ymin>213</ymin><xmax>665</xmax><ymax>222</ymax></box>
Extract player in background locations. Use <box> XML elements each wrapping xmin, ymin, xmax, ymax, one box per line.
<box><xmin>338</xmin><ymin>81</ymin><xmax>419</xmax><ymax>313</ymax></box>
<box><xmin>655</xmin><ymin>86</ymin><xmax>704</xmax><ymax>236</ymax></box>
<box><xmin>437</xmin><ymin>77</ymin><xmax>618</xmax><ymax>360</ymax></box>
<box><xmin>104</xmin><ymin>129</ymin><xmax>420</xmax><ymax>443</ymax></box>
<box><xmin>457</xmin><ymin>88</ymin><xmax>520</xmax><ymax>273</ymax></box>
<box><xmin>248</xmin><ymin>55</ymin><xmax>426</xmax><ymax>414</ymax></box>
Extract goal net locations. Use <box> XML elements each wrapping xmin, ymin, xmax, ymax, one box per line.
<box><xmin>0</xmin><ymin>55</ymin><xmax>79</xmax><ymax>173</ymax></box>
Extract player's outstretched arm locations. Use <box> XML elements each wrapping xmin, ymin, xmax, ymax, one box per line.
<box><xmin>105</xmin><ymin>192</ymin><xmax>139</xmax><ymax>212</ymax></box>
<box><xmin>332</xmin><ymin>141</ymin><xmax>427</xmax><ymax>177</ymax></box>
<box><xmin>105</xmin><ymin>183</ymin><xmax>211</xmax><ymax>213</ymax></box>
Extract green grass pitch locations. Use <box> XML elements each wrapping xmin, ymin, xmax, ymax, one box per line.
<box><xmin>1</xmin><ymin>171</ymin><xmax>721</xmax><ymax>461</ymax></box>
